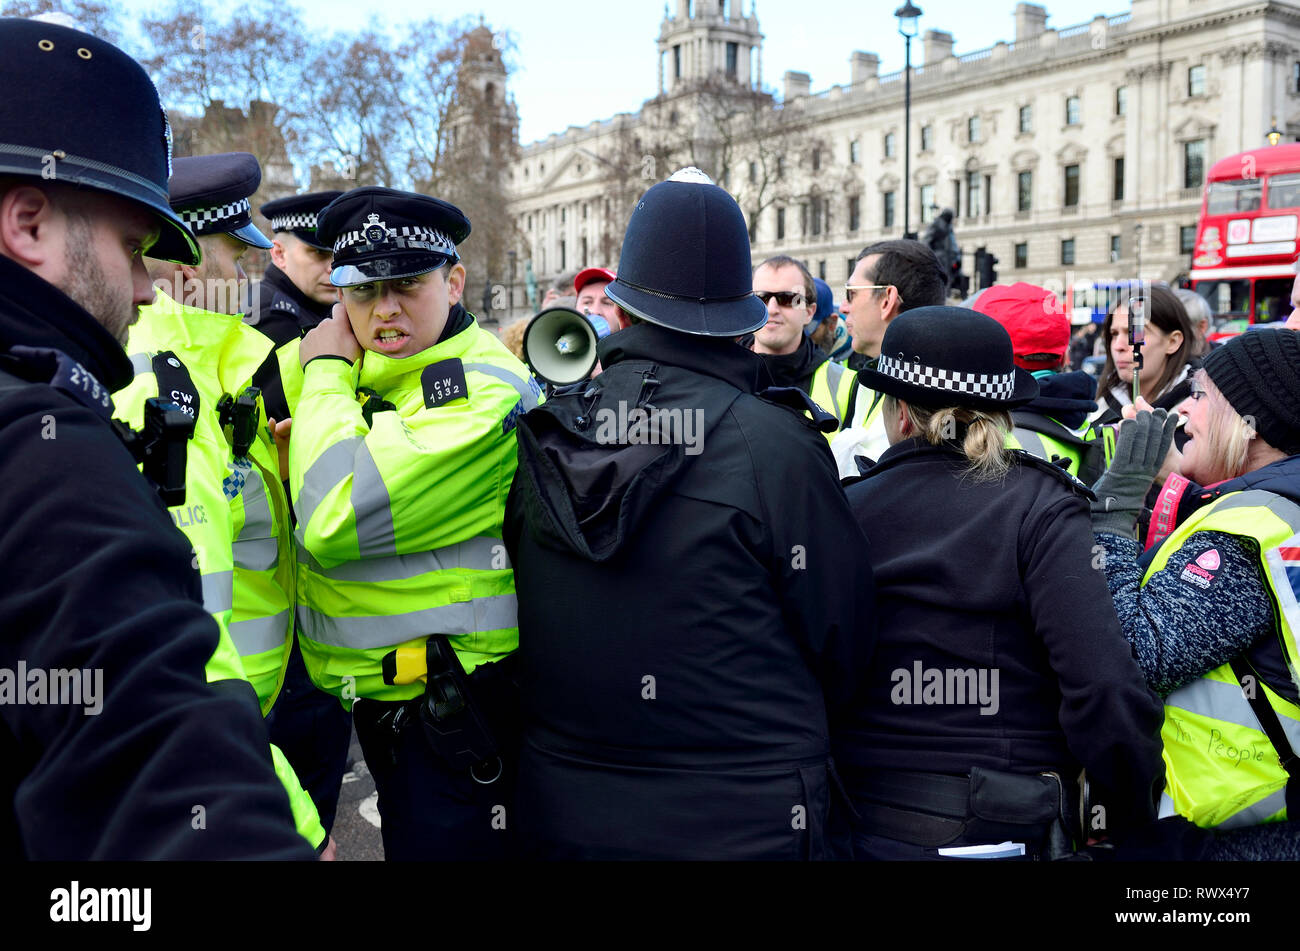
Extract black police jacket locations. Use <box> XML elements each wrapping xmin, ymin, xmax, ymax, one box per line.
<box><xmin>840</xmin><ymin>438</ymin><xmax>1165</xmax><ymax>835</ymax></box>
<box><xmin>504</xmin><ymin>321</ymin><xmax>875</xmax><ymax>860</ymax></box>
<box><xmin>246</xmin><ymin>264</ymin><xmax>333</xmax><ymax>424</ymax></box>
<box><xmin>0</xmin><ymin>256</ymin><xmax>312</xmax><ymax>859</ymax></box>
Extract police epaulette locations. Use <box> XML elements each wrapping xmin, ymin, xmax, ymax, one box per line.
<box><xmin>757</xmin><ymin>385</ymin><xmax>838</xmax><ymax>433</ymax></box>
<box><xmin>1011</xmin><ymin>448</ymin><xmax>1096</xmax><ymax>501</ymax></box>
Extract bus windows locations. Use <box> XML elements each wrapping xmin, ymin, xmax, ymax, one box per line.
<box><xmin>1207</xmin><ymin>179</ymin><xmax>1262</xmax><ymax>214</ymax></box>
<box><xmin>1196</xmin><ymin>279</ymin><xmax>1250</xmax><ymax>316</ymax></box>
<box><xmin>1267</xmin><ymin>173</ymin><xmax>1300</xmax><ymax>210</ymax></box>
<box><xmin>1254</xmin><ymin>278</ymin><xmax>1293</xmax><ymax>323</ymax></box>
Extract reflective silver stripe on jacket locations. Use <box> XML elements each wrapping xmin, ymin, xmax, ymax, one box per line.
<box><xmin>462</xmin><ymin>362</ymin><xmax>541</xmax><ymax>413</ymax></box>
<box><xmin>200</xmin><ymin>570</ymin><xmax>234</xmax><ymax>615</ymax></box>
<box><xmin>823</xmin><ymin>361</ymin><xmax>845</xmax><ymax>420</ymax></box>
<box><xmin>297</xmin><ymin>594</ymin><xmax>519</xmax><ymax>650</ymax></box>
<box><xmin>128</xmin><ymin>352</ymin><xmax>153</xmax><ymax>376</ymax></box>
<box><xmin>230</xmin><ymin>609</ymin><xmax>291</xmax><ymax>657</ymax></box>
<box><xmin>297</xmin><ymin>534</ymin><xmax>509</xmax><ymax>583</ymax></box>
<box><xmin>352</xmin><ymin>441</ymin><xmax>396</xmax><ymax>558</ymax></box>
<box><xmin>1012</xmin><ymin>427</ymin><xmax>1049</xmax><ymax>462</ymax></box>
<box><xmin>1166</xmin><ymin>675</ymin><xmax>1300</xmax><ymax>828</ymax></box>
<box><xmin>232</xmin><ymin>462</ymin><xmax>278</xmax><ymax>571</ymax></box>
<box><xmin>294</xmin><ymin>435</ymin><xmax>363</xmax><ymax>542</ymax></box>
<box><xmin>1208</xmin><ymin>490</ymin><xmax>1300</xmax><ymax>534</ymax></box>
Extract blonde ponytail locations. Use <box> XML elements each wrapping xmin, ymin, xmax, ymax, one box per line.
<box><xmin>886</xmin><ymin>395</ymin><xmax>1013</xmax><ymax>482</ymax></box>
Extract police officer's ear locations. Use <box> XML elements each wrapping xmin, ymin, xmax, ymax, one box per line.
<box><xmin>0</xmin><ymin>183</ymin><xmax>61</xmax><ymax>270</ymax></box>
<box><xmin>269</xmin><ymin>236</ymin><xmax>289</xmax><ymax>270</ymax></box>
<box><xmin>444</xmin><ymin>261</ymin><xmax>467</xmax><ymax>306</ymax></box>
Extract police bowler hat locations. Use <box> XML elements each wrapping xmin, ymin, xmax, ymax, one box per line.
<box><xmin>0</xmin><ymin>18</ymin><xmax>199</xmax><ymax>265</ymax></box>
<box><xmin>859</xmin><ymin>306</ymin><xmax>1039</xmax><ymax>412</ymax></box>
<box><xmin>605</xmin><ymin>169</ymin><xmax>767</xmax><ymax>337</ymax></box>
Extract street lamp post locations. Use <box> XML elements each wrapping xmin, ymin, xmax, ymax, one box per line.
<box><xmin>1267</xmin><ymin>117</ymin><xmax>1284</xmax><ymax>146</ymax></box>
<box><xmin>896</xmin><ymin>1</ymin><xmax>922</xmax><ymax>240</ymax></box>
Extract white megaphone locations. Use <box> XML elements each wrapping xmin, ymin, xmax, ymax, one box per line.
<box><xmin>522</xmin><ymin>306</ymin><xmax>614</xmax><ymax>386</ymax></box>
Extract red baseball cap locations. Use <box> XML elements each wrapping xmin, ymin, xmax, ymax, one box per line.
<box><xmin>574</xmin><ymin>267</ymin><xmax>616</xmax><ymax>296</ymax></box>
<box><xmin>970</xmin><ymin>282</ymin><xmax>1069</xmax><ymax>370</ymax></box>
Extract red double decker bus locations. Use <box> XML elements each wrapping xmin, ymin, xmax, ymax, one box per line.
<box><xmin>1190</xmin><ymin>143</ymin><xmax>1300</xmax><ymax>332</ymax></box>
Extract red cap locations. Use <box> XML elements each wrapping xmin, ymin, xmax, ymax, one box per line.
<box><xmin>574</xmin><ymin>267</ymin><xmax>616</xmax><ymax>296</ymax></box>
<box><xmin>971</xmin><ymin>282</ymin><xmax>1069</xmax><ymax>370</ymax></box>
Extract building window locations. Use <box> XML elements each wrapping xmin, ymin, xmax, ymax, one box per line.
<box><xmin>1064</xmin><ymin>164</ymin><xmax>1080</xmax><ymax>207</ymax></box>
<box><xmin>1294</xmin><ymin>61</ymin><xmax>1300</xmax><ymax>94</ymax></box>
<box><xmin>1019</xmin><ymin>104</ymin><xmax>1033</xmax><ymax>134</ymax></box>
<box><xmin>748</xmin><ymin>161</ymin><xmax>757</xmax><ymax>183</ymax></box>
<box><xmin>849</xmin><ymin>139</ymin><xmax>860</xmax><ymax>164</ymax></box>
<box><xmin>846</xmin><ymin>257</ymin><xmax>856</xmax><ymax>278</ymax></box>
<box><xmin>968</xmin><ymin>115</ymin><xmax>981</xmax><ymax>143</ymax></box>
<box><xmin>1014</xmin><ymin>242</ymin><xmax>1028</xmax><ymax>269</ymax></box>
<box><xmin>580</xmin><ymin>236</ymin><xmax>588</xmax><ymax>267</ymax></box>
<box><xmin>1184</xmin><ymin>139</ymin><xmax>1207</xmax><ymax>189</ymax></box>
<box><xmin>1060</xmin><ymin>238</ymin><xmax>1075</xmax><ymax>266</ymax></box>
<box><xmin>559</xmin><ymin>238</ymin><xmax>566</xmax><ymax>272</ymax></box>
<box><xmin>1017</xmin><ymin>170</ymin><xmax>1032</xmax><ymax>212</ymax></box>
<box><xmin>812</xmin><ymin>148</ymin><xmax>821</xmax><ymax>172</ymax></box>
<box><xmin>848</xmin><ymin>195</ymin><xmax>861</xmax><ymax>232</ymax></box>
<box><xmin>810</xmin><ymin>199</ymin><xmax>822</xmax><ymax>236</ymax></box>
<box><xmin>776</xmin><ymin>155</ymin><xmax>785</xmax><ymax>180</ymax></box>
<box><xmin>919</xmin><ymin>184</ymin><xmax>935</xmax><ymax>222</ymax></box>
<box><xmin>1110</xmin><ymin>234</ymin><xmax>1121</xmax><ymax>262</ymax></box>
<box><xmin>673</xmin><ymin>45</ymin><xmax>681</xmax><ymax>79</ymax></box>
<box><xmin>1065</xmin><ymin>95</ymin><xmax>1081</xmax><ymax>126</ymax></box>
<box><xmin>1180</xmin><ymin>224</ymin><xmax>1197</xmax><ymax>254</ymax></box>
<box><xmin>776</xmin><ymin>207</ymin><xmax>785</xmax><ymax>240</ymax></box>
<box><xmin>818</xmin><ymin>260</ymin><xmax>827</xmax><ymax>280</ymax></box>
<box><xmin>883</xmin><ymin>191</ymin><xmax>895</xmax><ymax>228</ymax></box>
<box><xmin>884</xmin><ymin>132</ymin><xmax>896</xmax><ymax>158</ymax></box>
<box><xmin>726</xmin><ymin>42</ymin><xmax>738</xmax><ymax>77</ymax></box>
<box><xmin>1115</xmin><ymin>85</ymin><xmax>1127</xmax><ymax>116</ymax></box>
<box><xmin>1188</xmin><ymin>64</ymin><xmax>1205</xmax><ymax>97</ymax></box>
<box><xmin>966</xmin><ymin>171</ymin><xmax>982</xmax><ymax>218</ymax></box>
<box><xmin>920</xmin><ymin>124</ymin><xmax>933</xmax><ymax>151</ymax></box>
<box><xmin>560</xmin><ymin>207</ymin><xmax>566</xmax><ymax>223</ymax></box>
<box><xmin>1112</xmin><ymin>156</ymin><xmax>1125</xmax><ymax>201</ymax></box>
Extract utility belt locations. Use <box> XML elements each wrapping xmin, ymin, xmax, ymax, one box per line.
<box><xmin>373</xmin><ymin>637</ymin><xmax>519</xmax><ymax>785</ymax></box>
<box><xmin>852</xmin><ymin>767</ymin><xmax>1082</xmax><ymax>860</ymax></box>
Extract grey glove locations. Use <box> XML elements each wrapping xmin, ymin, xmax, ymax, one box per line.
<box><xmin>1090</xmin><ymin>408</ymin><xmax>1179</xmax><ymax>539</ymax></box>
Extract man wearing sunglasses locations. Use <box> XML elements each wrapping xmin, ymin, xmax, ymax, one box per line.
<box><xmin>752</xmin><ymin>256</ymin><xmax>855</xmax><ymax>431</ymax></box>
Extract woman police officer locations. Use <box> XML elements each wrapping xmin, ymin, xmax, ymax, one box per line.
<box><xmin>838</xmin><ymin>306</ymin><xmax>1164</xmax><ymax>860</ymax></box>
<box><xmin>1091</xmin><ymin>328</ymin><xmax>1300</xmax><ymax>859</ymax></box>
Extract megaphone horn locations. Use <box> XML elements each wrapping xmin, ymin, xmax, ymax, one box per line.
<box><xmin>522</xmin><ymin>306</ymin><xmax>613</xmax><ymax>386</ymax></box>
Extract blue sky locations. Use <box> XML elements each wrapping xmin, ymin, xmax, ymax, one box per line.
<box><xmin>32</xmin><ymin>0</ymin><xmax>1124</xmax><ymax>142</ymax></box>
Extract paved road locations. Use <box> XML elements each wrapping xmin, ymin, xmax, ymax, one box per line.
<box><xmin>331</xmin><ymin>727</ymin><xmax>384</xmax><ymax>861</ymax></box>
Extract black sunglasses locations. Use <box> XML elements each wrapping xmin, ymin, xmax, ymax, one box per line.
<box><xmin>755</xmin><ymin>290</ymin><xmax>806</xmax><ymax>308</ymax></box>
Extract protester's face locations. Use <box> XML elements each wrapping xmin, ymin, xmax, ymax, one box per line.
<box><xmin>341</xmin><ymin>262</ymin><xmax>463</xmax><ymax>358</ymax></box>
<box><xmin>1109</xmin><ymin>305</ymin><xmax>1181</xmax><ymax>392</ymax></box>
<box><xmin>1176</xmin><ymin>370</ymin><xmax>1222</xmax><ymax>485</ymax></box>
<box><xmin>274</xmin><ymin>234</ymin><xmax>335</xmax><ymax>305</ymax></box>
<box><xmin>846</xmin><ymin>255</ymin><xmax>894</xmax><ymax>357</ymax></box>
<box><xmin>752</xmin><ymin>263</ymin><xmax>812</xmax><ymax>355</ymax></box>
<box><xmin>58</xmin><ymin>195</ymin><xmax>160</xmax><ymax>346</ymax></box>
<box><xmin>575</xmin><ymin>279</ymin><xmax>624</xmax><ymax>331</ymax></box>
<box><xmin>810</xmin><ymin>314</ymin><xmax>837</xmax><ymax>352</ymax></box>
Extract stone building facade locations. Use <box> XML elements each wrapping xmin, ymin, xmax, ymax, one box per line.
<box><xmin>501</xmin><ymin>0</ymin><xmax>1300</xmax><ymax>319</ymax></box>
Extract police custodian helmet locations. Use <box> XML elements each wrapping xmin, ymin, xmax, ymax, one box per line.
<box><xmin>0</xmin><ymin>17</ymin><xmax>199</xmax><ymax>265</ymax></box>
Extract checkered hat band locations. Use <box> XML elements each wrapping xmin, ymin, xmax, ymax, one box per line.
<box><xmin>270</xmin><ymin>212</ymin><xmax>318</xmax><ymax>231</ymax></box>
<box><xmin>180</xmin><ymin>198</ymin><xmax>251</xmax><ymax>234</ymax></box>
<box><xmin>334</xmin><ymin>225</ymin><xmax>456</xmax><ymax>257</ymax></box>
<box><xmin>877</xmin><ymin>353</ymin><xmax>1016</xmax><ymax>400</ymax></box>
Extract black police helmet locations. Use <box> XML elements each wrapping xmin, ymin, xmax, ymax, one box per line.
<box><xmin>0</xmin><ymin>18</ymin><xmax>199</xmax><ymax>265</ymax></box>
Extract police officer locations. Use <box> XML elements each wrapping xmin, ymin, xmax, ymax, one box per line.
<box><xmin>291</xmin><ymin>186</ymin><xmax>538</xmax><ymax>860</ymax></box>
<box><xmin>751</xmin><ymin>255</ymin><xmax>855</xmax><ymax>432</ymax></box>
<box><xmin>0</xmin><ymin>16</ymin><xmax>312</xmax><ymax>859</ymax></box>
<box><xmin>118</xmin><ymin>152</ymin><xmax>331</xmax><ymax>856</ymax></box>
<box><xmin>1092</xmin><ymin>330</ymin><xmax>1300</xmax><ymax>859</ymax></box>
<box><xmin>247</xmin><ymin>189</ymin><xmax>355</xmax><ymax>838</ymax></box>
<box><xmin>246</xmin><ymin>189</ymin><xmax>342</xmax><ymax>425</ymax></box>
<box><xmin>505</xmin><ymin>169</ymin><xmax>874</xmax><ymax>860</ymax></box>
<box><xmin>840</xmin><ymin>307</ymin><xmax>1164</xmax><ymax>860</ymax></box>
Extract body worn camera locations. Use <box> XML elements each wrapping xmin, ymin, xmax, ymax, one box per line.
<box><xmin>113</xmin><ymin>397</ymin><xmax>196</xmax><ymax>506</ymax></box>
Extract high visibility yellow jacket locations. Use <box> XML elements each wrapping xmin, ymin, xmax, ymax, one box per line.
<box><xmin>115</xmin><ymin>291</ymin><xmax>323</xmax><ymax>850</ymax></box>
<box><xmin>808</xmin><ymin>359</ymin><xmax>857</xmax><ymax>439</ymax></box>
<box><xmin>1146</xmin><ymin>489</ymin><xmax>1300</xmax><ymax>829</ymax></box>
<box><xmin>290</xmin><ymin>317</ymin><xmax>540</xmax><ymax>708</ymax></box>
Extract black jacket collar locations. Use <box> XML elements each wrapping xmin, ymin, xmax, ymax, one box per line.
<box><xmin>0</xmin><ymin>254</ymin><xmax>132</xmax><ymax>391</ymax></box>
<box><xmin>597</xmin><ymin>322</ymin><xmax>773</xmax><ymax>394</ymax></box>
<box><xmin>262</xmin><ymin>263</ymin><xmax>334</xmax><ymax>322</ymax></box>
<box><xmin>759</xmin><ymin>334</ymin><xmax>829</xmax><ymax>391</ymax></box>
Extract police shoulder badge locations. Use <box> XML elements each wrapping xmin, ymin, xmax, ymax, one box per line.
<box><xmin>422</xmin><ymin>359</ymin><xmax>469</xmax><ymax>409</ymax></box>
<box><xmin>364</xmin><ymin>213</ymin><xmax>390</xmax><ymax>244</ymax></box>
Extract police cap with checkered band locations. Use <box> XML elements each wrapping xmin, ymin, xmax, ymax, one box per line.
<box><xmin>260</xmin><ymin>190</ymin><xmax>343</xmax><ymax>251</ymax></box>
<box><xmin>167</xmin><ymin>152</ymin><xmax>271</xmax><ymax>250</ymax></box>
<box><xmin>858</xmin><ymin>305</ymin><xmax>1039</xmax><ymax>412</ymax></box>
<box><xmin>317</xmin><ymin>186</ymin><xmax>470</xmax><ymax>287</ymax></box>
<box><xmin>0</xmin><ymin>16</ymin><xmax>199</xmax><ymax>265</ymax></box>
